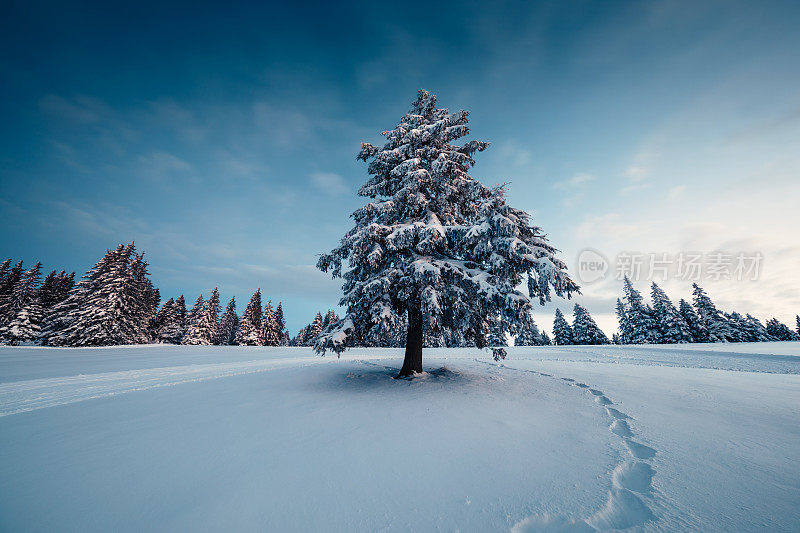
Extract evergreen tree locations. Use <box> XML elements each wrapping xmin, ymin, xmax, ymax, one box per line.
<box><xmin>620</xmin><ymin>277</ymin><xmax>658</xmax><ymax>344</ymax></box>
<box><xmin>742</xmin><ymin>314</ymin><xmax>773</xmax><ymax>342</ymax></box>
<box><xmin>0</xmin><ymin>261</ymin><xmax>42</xmax><ymax>328</ymax></box>
<box><xmin>615</xmin><ymin>298</ymin><xmax>631</xmax><ymax>344</ymax></box>
<box><xmin>156</xmin><ymin>295</ymin><xmax>187</xmax><ymax>344</ymax></box>
<box><xmin>262</xmin><ymin>300</ymin><xmax>281</xmax><ymax>346</ymax></box>
<box><xmin>650</xmin><ymin>282</ymin><xmax>693</xmax><ymax>343</ymax></box>
<box><xmin>572</xmin><ymin>303</ymin><xmax>609</xmax><ymax>345</ymax></box>
<box><xmin>316</xmin><ymin>90</ymin><xmax>577</xmax><ymax>376</ymax></box>
<box><xmin>766</xmin><ymin>318</ymin><xmax>798</xmax><ymax>341</ymax></box>
<box><xmin>38</xmin><ymin>270</ymin><xmax>75</xmax><ymax>311</ymax></box>
<box><xmin>692</xmin><ymin>284</ymin><xmax>729</xmax><ymax>343</ymax></box>
<box><xmin>306</xmin><ymin>311</ymin><xmax>324</xmax><ymax>345</ymax></box>
<box><xmin>41</xmin><ymin>243</ymin><xmax>156</xmax><ymax>346</ymax></box>
<box><xmin>723</xmin><ymin>312</ymin><xmax>748</xmax><ymax>343</ymax></box>
<box><xmin>218</xmin><ymin>297</ymin><xmax>238</xmax><ymax>346</ymax></box>
<box><xmin>540</xmin><ymin>331</ymin><xmax>552</xmax><ymax>346</ymax></box>
<box><xmin>274</xmin><ymin>302</ymin><xmax>287</xmax><ymax>345</ymax></box>
<box><xmin>515</xmin><ymin>315</ymin><xmax>544</xmax><ymax>346</ymax></box>
<box><xmin>0</xmin><ymin>260</ymin><xmax>23</xmax><ymax>326</ymax></box>
<box><xmin>552</xmin><ymin>308</ymin><xmax>574</xmax><ymax>345</ymax></box>
<box><xmin>235</xmin><ymin>289</ymin><xmax>263</xmax><ymax>346</ymax></box>
<box><xmin>0</xmin><ymin>302</ymin><xmax>44</xmax><ymax>345</ymax></box>
<box><xmin>187</xmin><ymin>295</ymin><xmax>205</xmax><ymax>330</ymax></box>
<box><xmin>679</xmin><ymin>299</ymin><xmax>707</xmax><ymax>343</ymax></box>
<box><xmin>184</xmin><ymin>288</ymin><xmax>220</xmax><ymax>345</ymax></box>
<box><xmin>796</xmin><ymin>315</ymin><xmax>800</xmax><ymax>337</ymax></box>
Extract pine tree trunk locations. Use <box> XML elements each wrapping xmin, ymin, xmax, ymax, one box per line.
<box><xmin>397</xmin><ymin>305</ymin><xmax>423</xmax><ymax>378</ymax></box>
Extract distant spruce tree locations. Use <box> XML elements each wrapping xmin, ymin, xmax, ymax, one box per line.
<box><xmin>766</xmin><ymin>318</ymin><xmax>798</xmax><ymax>341</ymax></box>
<box><xmin>274</xmin><ymin>302</ymin><xmax>287</xmax><ymax>345</ymax></box>
<box><xmin>0</xmin><ymin>260</ymin><xmax>24</xmax><ymax>327</ymax></box>
<box><xmin>38</xmin><ymin>270</ymin><xmax>75</xmax><ymax>311</ymax></box>
<box><xmin>678</xmin><ymin>299</ymin><xmax>706</xmax><ymax>343</ymax></box>
<box><xmin>0</xmin><ymin>261</ymin><xmax>42</xmax><ymax>329</ymax></box>
<box><xmin>540</xmin><ymin>331</ymin><xmax>552</xmax><ymax>346</ymax></box>
<box><xmin>796</xmin><ymin>315</ymin><xmax>800</xmax><ymax>337</ymax></box>
<box><xmin>186</xmin><ymin>295</ymin><xmax>205</xmax><ymax>332</ymax></box>
<box><xmin>305</xmin><ymin>312</ymin><xmax>324</xmax><ymax>346</ymax></box>
<box><xmin>620</xmin><ymin>277</ymin><xmax>658</xmax><ymax>344</ymax></box>
<box><xmin>692</xmin><ymin>284</ymin><xmax>729</xmax><ymax>343</ymax></box>
<box><xmin>650</xmin><ymin>282</ymin><xmax>693</xmax><ymax>343</ymax></box>
<box><xmin>552</xmin><ymin>308</ymin><xmax>574</xmax><ymax>345</ymax></box>
<box><xmin>742</xmin><ymin>314</ymin><xmax>773</xmax><ymax>342</ymax></box>
<box><xmin>262</xmin><ymin>300</ymin><xmax>281</xmax><ymax>346</ymax></box>
<box><xmin>41</xmin><ymin>243</ymin><xmax>155</xmax><ymax>346</ymax></box>
<box><xmin>515</xmin><ymin>315</ymin><xmax>545</xmax><ymax>346</ymax></box>
<box><xmin>316</xmin><ymin>90</ymin><xmax>577</xmax><ymax>376</ymax></box>
<box><xmin>218</xmin><ymin>297</ymin><xmax>238</xmax><ymax>346</ymax></box>
<box><xmin>155</xmin><ymin>295</ymin><xmax>187</xmax><ymax>344</ymax></box>
<box><xmin>572</xmin><ymin>303</ymin><xmax>609</xmax><ymax>345</ymax></box>
<box><xmin>235</xmin><ymin>289</ymin><xmax>263</xmax><ymax>346</ymax></box>
<box><xmin>184</xmin><ymin>288</ymin><xmax>220</xmax><ymax>345</ymax></box>
<box><xmin>723</xmin><ymin>312</ymin><xmax>748</xmax><ymax>343</ymax></box>
<box><xmin>615</xmin><ymin>298</ymin><xmax>631</xmax><ymax>344</ymax></box>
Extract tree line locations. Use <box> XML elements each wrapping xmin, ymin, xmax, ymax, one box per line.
<box><xmin>0</xmin><ymin>243</ymin><xmax>291</xmax><ymax>347</ymax></box>
<box><xmin>2</xmin><ymin>244</ymin><xmax>798</xmax><ymax>348</ymax></box>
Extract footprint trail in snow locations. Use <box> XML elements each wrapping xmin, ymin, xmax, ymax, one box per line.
<box><xmin>481</xmin><ymin>362</ymin><xmax>659</xmax><ymax>532</ymax></box>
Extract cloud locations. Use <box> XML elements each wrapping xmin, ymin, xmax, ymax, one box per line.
<box><xmin>310</xmin><ymin>172</ymin><xmax>348</xmax><ymax>195</ymax></box>
<box><xmin>667</xmin><ymin>185</ymin><xmax>686</xmax><ymax>199</ymax></box>
<box><xmin>553</xmin><ymin>172</ymin><xmax>596</xmax><ymax>189</ymax></box>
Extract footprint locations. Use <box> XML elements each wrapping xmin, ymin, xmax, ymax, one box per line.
<box><xmin>625</xmin><ymin>439</ymin><xmax>656</xmax><ymax>459</ymax></box>
<box><xmin>575</xmin><ymin>383</ymin><xmax>588</xmax><ymax>388</ymax></box>
<box><xmin>561</xmin><ymin>377</ymin><xmax>575</xmax><ymax>382</ymax></box>
<box><xmin>606</xmin><ymin>407</ymin><xmax>630</xmax><ymax>420</ymax></box>
<box><xmin>612</xmin><ymin>461</ymin><xmax>655</xmax><ymax>494</ymax></box>
<box><xmin>595</xmin><ymin>395</ymin><xmax>612</xmax><ymax>405</ymax></box>
<box><xmin>589</xmin><ymin>389</ymin><xmax>604</xmax><ymax>396</ymax></box>
<box><xmin>611</xmin><ymin>419</ymin><xmax>633</xmax><ymax>438</ymax></box>
<box><xmin>588</xmin><ymin>487</ymin><xmax>654</xmax><ymax>530</ymax></box>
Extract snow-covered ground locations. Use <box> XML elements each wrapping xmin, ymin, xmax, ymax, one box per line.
<box><xmin>1</xmin><ymin>343</ymin><xmax>798</xmax><ymax>532</ymax></box>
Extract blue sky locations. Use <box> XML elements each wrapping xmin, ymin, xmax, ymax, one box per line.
<box><xmin>2</xmin><ymin>1</ymin><xmax>799</xmax><ymax>335</ymax></box>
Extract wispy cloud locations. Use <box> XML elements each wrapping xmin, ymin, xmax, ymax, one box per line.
<box><xmin>310</xmin><ymin>172</ymin><xmax>348</xmax><ymax>196</ymax></box>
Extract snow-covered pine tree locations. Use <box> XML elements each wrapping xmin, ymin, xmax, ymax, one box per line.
<box><xmin>540</xmin><ymin>330</ymin><xmax>552</xmax><ymax>346</ymax></box>
<box><xmin>0</xmin><ymin>261</ymin><xmax>42</xmax><ymax>329</ymax></box>
<box><xmin>678</xmin><ymin>298</ymin><xmax>706</xmax><ymax>343</ymax></box>
<box><xmin>650</xmin><ymin>282</ymin><xmax>693</xmax><ymax>343</ymax></box>
<box><xmin>572</xmin><ymin>303</ymin><xmax>609</xmax><ymax>345</ymax></box>
<box><xmin>305</xmin><ymin>312</ymin><xmax>324</xmax><ymax>346</ymax></box>
<box><xmin>218</xmin><ymin>297</ymin><xmax>238</xmax><ymax>346</ymax></box>
<box><xmin>184</xmin><ymin>288</ymin><xmax>220</xmax><ymax>345</ymax></box>
<box><xmin>186</xmin><ymin>295</ymin><xmax>205</xmax><ymax>331</ymax></box>
<box><xmin>620</xmin><ymin>277</ymin><xmax>658</xmax><ymax>344</ymax></box>
<box><xmin>0</xmin><ymin>260</ymin><xmax>23</xmax><ymax>327</ymax></box>
<box><xmin>692</xmin><ymin>284</ymin><xmax>729</xmax><ymax>343</ymax></box>
<box><xmin>0</xmin><ymin>302</ymin><xmax>44</xmax><ymax>345</ymax></box>
<box><xmin>316</xmin><ymin>90</ymin><xmax>578</xmax><ymax>376</ymax></box>
<box><xmin>293</xmin><ymin>327</ymin><xmax>307</xmax><ymax>347</ymax></box>
<box><xmin>766</xmin><ymin>318</ymin><xmax>798</xmax><ymax>341</ymax></box>
<box><xmin>262</xmin><ymin>300</ymin><xmax>281</xmax><ymax>346</ymax></box>
<box><xmin>128</xmin><ymin>252</ymin><xmax>159</xmax><ymax>343</ymax></box>
<box><xmin>0</xmin><ymin>259</ymin><xmax>11</xmax><ymax>287</ymax></box>
<box><xmin>796</xmin><ymin>315</ymin><xmax>800</xmax><ymax>337</ymax></box>
<box><xmin>723</xmin><ymin>312</ymin><xmax>747</xmax><ymax>343</ymax></box>
<box><xmin>38</xmin><ymin>270</ymin><xmax>75</xmax><ymax>312</ymax></box>
<box><xmin>515</xmin><ymin>314</ymin><xmax>544</xmax><ymax>346</ymax></box>
<box><xmin>274</xmin><ymin>302</ymin><xmax>287</xmax><ymax>345</ymax></box>
<box><xmin>742</xmin><ymin>314</ymin><xmax>772</xmax><ymax>342</ymax></box>
<box><xmin>552</xmin><ymin>308</ymin><xmax>574</xmax><ymax>345</ymax></box>
<box><xmin>615</xmin><ymin>298</ymin><xmax>631</xmax><ymax>344</ymax></box>
<box><xmin>234</xmin><ymin>289</ymin><xmax>263</xmax><ymax>346</ymax></box>
<box><xmin>41</xmin><ymin>243</ymin><xmax>156</xmax><ymax>346</ymax></box>
<box><xmin>152</xmin><ymin>298</ymin><xmax>174</xmax><ymax>340</ymax></box>
<box><xmin>155</xmin><ymin>296</ymin><xmax>187</xmax><ymax>344</ymax></box>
